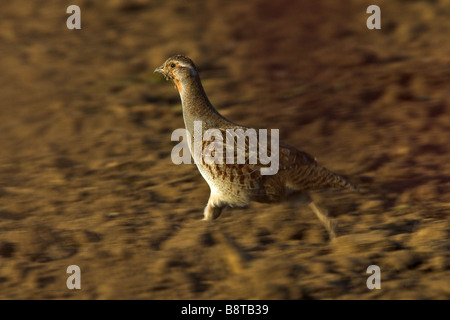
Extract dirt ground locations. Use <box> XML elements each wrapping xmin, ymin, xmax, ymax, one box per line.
<box><xmin>0</xmin><ymin>0</ymin><xmax>449</xmax><ymax>299</ymax></box>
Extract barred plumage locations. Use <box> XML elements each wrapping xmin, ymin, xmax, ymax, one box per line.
<box><xmin>155</xmin><ymin>55</ymin><xmax>358</xmax><ymax>239</ymax></box>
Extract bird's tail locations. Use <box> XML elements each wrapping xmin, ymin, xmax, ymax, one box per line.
<box><xmin>290</xmin><ymin>163</ymin><xmax>359</xmax><ymax>192</ymax></box>
<box><xmin>319</xmin><ymin>165</ymin><xmax>359</xmax><ymax>191</ymax></box>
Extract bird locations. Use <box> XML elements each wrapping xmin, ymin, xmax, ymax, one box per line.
<box><xmin>154</xmin><ymin>54</ymin><xmax>358</xmax><ymax>239</ymax></box>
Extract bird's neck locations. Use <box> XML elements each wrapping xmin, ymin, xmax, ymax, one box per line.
<box><xmin>177</xmin><ymin>76</ymin><xmax>227</xmax><ymax>136</ymax></box>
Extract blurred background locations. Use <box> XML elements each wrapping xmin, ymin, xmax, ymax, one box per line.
<box><xmin>0</xmin><ymin>0</ymin><xmax>449</xmax><ymax>299</ymax></box>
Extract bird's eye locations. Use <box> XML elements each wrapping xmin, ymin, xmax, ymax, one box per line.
<box><xmin>170</xmin><ymin>63</ymin><xmax>176</xmax><ymax>68</ymax></box>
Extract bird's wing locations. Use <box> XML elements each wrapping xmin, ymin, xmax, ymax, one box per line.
<box><xmin>200</xmin><ymin>128</ymin><xmax>357</xmax><ymax>200</ymax></box>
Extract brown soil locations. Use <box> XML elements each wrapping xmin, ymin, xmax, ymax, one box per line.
<box><xmin>0</xmin><ymin>0</ymin><xmax>449</xmax><ymax>299</ymax></box>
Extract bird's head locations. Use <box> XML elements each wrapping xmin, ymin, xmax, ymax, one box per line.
<box><xmin>154</xmin><ymin>55</ymin><xmax>198</xmax><ymax>93</ymax></box>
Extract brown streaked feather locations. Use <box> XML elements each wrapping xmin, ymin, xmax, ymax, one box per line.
<box><xmin>196</xmin><ymin>127</ymin><xmax>357</xmax><ymax>204</ymax></box>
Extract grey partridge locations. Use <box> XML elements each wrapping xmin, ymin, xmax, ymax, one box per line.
<box><xmin>155</xmin><ymin>55</ymin><xmax>358</xmax><ymax>239</ymax></box>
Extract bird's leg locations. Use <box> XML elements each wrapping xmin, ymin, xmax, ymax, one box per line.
<box><xmin>308</xmin><ymin>201</ymin><xmax>337</xmax><ymax>240</ymax></box>
<box><xmin>292</xmin><ymin>193</ymin><xmax>336</xmax><ymax>239</ymax></box>
<box><xmin>203</xmin><ymin>196</ymin><xmax>224</xmax><ymax>221</ymax></box>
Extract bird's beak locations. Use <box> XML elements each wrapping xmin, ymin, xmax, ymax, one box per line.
<box><xmin>154</xmin><ymin>65</ymin><xmax>164</xmax><ymax>74</ymax></box>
